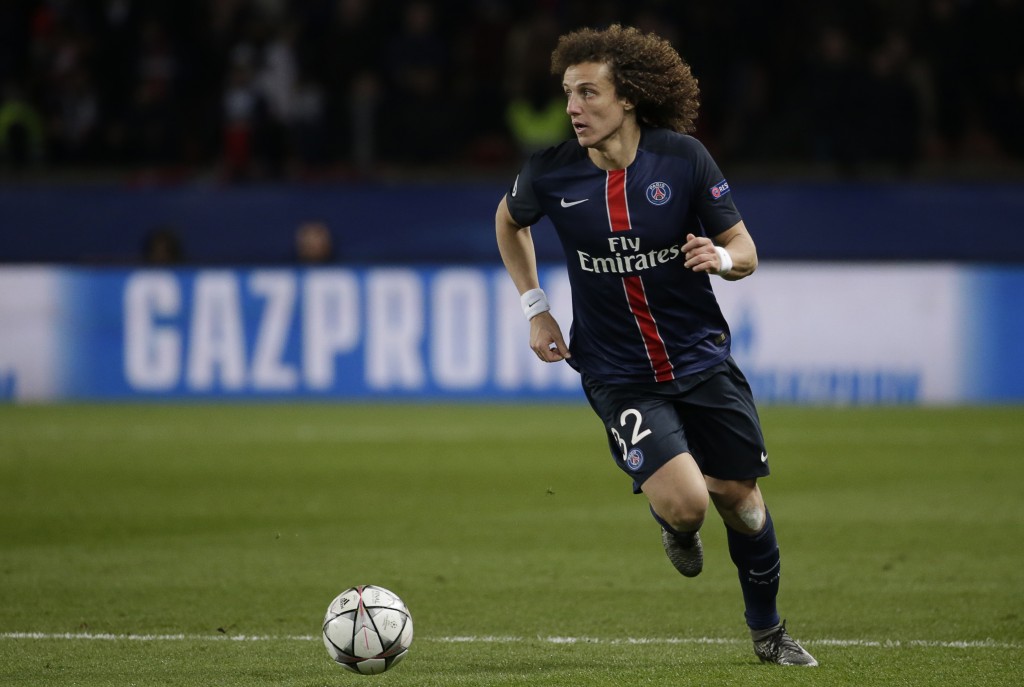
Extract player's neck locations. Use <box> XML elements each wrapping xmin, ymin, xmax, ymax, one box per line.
<box><xmin>586</xmin><ymin>121</ymin><xmax>641</xmax><ymax>171</ymax></box>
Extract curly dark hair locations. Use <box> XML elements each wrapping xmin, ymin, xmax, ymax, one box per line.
<box><xmin>550</xmin><ymin>24</ymin><xmax>700</xmax><ymax>134</ymax></box>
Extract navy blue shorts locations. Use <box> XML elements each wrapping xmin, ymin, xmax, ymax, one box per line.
<box><xmin>581</xmin><ymin>357</ymin><xmax>769</xmax><ymax>494</ymax></box>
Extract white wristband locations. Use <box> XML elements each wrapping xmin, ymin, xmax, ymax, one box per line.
<box><xmin>713</xmin><ymin>246</ymin><xmax>733</xmax><ymax>276</ymax></box>
<box><xmin>520</xmin><ymin>288</ymin><xmax>550</xmax><ymax>320</ymax></box>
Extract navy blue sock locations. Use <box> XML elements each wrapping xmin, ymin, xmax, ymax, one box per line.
<box><xmin>725</xmin><ymin>509</ymin><xmax>782</xmax><ymax>631</ymax></box>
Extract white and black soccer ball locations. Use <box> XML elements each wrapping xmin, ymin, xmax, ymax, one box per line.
<box><xmin>322</xmin><ymin>585</ymin><xmax>414</xmax><ymax>675</ymax></box>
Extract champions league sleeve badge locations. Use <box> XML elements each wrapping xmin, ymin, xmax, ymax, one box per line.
<box><xmin>709</xmin><ymin>179</ymin><xmax>731</xmax><ymax>199</ymax></box>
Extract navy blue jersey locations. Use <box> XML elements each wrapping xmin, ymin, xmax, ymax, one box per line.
<box><xmin>506</xmin><ymin>127</ymin><xmax>743</xmax><ymax>384</ymax></box>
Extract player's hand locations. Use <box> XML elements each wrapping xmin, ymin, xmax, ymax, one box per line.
<box><xmin>682</xmin><ymin>233</ymin><xmax>720</xmax><ymax>273</ymax></box>
<box><xmin>529</xmin><ymin>311</ymin><xmax>571</xmax><ymax>362</ymax></box>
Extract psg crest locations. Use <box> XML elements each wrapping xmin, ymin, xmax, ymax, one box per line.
<box><xmin>625</xmin><ymin>448</ymin><xmax>645</xmax><ymax>471</ymax></box>
<box><xmin>646</xmin><ymin>181</ymin><xmax>671</xmax><ymax>205</ymax></box>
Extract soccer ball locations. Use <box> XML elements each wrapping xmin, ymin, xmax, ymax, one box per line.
<box><xmin>322</xmin><ymin>585</ymin><xmax>414</xmax><ymax>674</ymax></box>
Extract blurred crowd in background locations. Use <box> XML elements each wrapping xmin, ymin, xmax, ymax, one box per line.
<box><xmin>1</xmin><ymin>0</ymin><xmax>1022</xmax><ymax>183</ymax></box>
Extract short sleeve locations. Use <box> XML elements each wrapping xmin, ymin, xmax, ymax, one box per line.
<box><xmin>688</xmin><ymin>139</ymin><xmax>742</xmax><ymax>237</ymax></box>
<box><xmin>505</xmin><ymin>155</ymin><xmax>545</xmax><ymax>228</ymax></box>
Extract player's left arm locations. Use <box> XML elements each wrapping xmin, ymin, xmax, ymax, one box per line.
<box><xmin>682</xmin><ymin>220</ymin><xmax>757</xmax><ymax>281</ymax></box>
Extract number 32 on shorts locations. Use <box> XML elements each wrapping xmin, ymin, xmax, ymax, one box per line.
<box><xmin>610</xmin><ymin>408</ymin><xmax>652</xmax><ymax>458</ymax></box>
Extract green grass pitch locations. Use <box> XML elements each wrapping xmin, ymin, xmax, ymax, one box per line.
<box><xmin>1</xmin><ymin>403</ymin><xmax>1022</xmax><ymax>686</ymax></box>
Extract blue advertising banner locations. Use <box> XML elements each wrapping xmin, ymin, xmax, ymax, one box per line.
<box><xmin>49</xmin><ymin>266</ymin><xmax>580</xmax><ymax>400</ymax></box>
<box><xmin>962</xmin><ymin>268</ymin><xmax>1024</xmax><ymax>402</ymax></box>
<box><xmin>1</xmin><ymin>264</ymin><xmax>1022</xmax><ymax>404</ymax></box>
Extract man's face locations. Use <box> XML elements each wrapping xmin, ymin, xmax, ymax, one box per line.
<box><xmin>562</xmin><ymin>61</ymin><xmax>631</xmax><ymax>149</ymax></box>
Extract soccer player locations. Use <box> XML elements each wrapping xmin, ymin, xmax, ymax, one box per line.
<box><xmin>495</xmin><ymin>24</ymin><xmax>817</xmax><ymax>667</ymax></box>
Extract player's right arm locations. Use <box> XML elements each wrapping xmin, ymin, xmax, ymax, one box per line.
<box><xmin>495</xmin><ymin>196</ymin><xmax>571</xmax><ymax>362</ymax></box>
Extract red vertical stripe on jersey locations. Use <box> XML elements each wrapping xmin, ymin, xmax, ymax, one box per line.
<box><xmin>622</xmin><ymin>276</ymin><xmax>674</xmax><ymax>382</ymax></box>
<box><xmin>606</xmin><ymin>169</ymin><xmax>631</xmax><ymax>232</ymax></box>
<box><xmin>604</xmin><ymin>170</ymin><xmax>673</xmax><ymax>381</ymax></box>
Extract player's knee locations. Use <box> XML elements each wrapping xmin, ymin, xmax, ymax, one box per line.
<box><xmin>658</xmin><ymin>500</ymin><xmax>707</xmax><ymax>533</ymax></box>
<box><xmin>733</xmin><ymin>501</ymin><xmax>765</xmax><ymax>533</ymax></box>
<box><xmin>713</xmin><ymin>495</ymin><xmax>765</xmax><ymax>534</ymax></box>
<box><xmin>708</xmin><ymin>478</ymin><xmax>766</xmax><ymax>533</ymax></box>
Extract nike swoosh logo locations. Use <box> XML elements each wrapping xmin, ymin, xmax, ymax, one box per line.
<box><xmin>749</xmin><ymin>561</ymin><xmax>781</xmax><ymax>576</ymax></box>
<box><xmin>511</xmin><ymin>175</ymin><xmax>519</xmax><ymax>197</ymax></box>
<box><xmin>560</xmin><ymin>198</ymin><xmax>589</xmax><ymax>208</ymax></box>
<box><xmin>760</xmin><ymin>452</ymin><xmax>768</xmax><ymax>462</ymax></box>
<box><xmin>526</xmin><ymin>299</ymin><xmax>541</xmax><ymax>308</ymax></box>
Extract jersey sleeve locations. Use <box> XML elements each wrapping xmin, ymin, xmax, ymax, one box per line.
<box><xmin>504</xmin><ymin>155</ymin><xmax>545</xmax><ymax>228</ymax></box>
<box><xmin>687</xmin><ymin>138</ymin><xmax>743</xmax><ymax>237</ymax></box>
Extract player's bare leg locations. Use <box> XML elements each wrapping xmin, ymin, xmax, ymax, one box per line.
<box><xmin>643</xmin><ymin>453</ymin><xmax>708</xmax><ymax>577</ymax></box>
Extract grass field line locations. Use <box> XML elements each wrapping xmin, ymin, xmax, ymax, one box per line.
<box><xmin>1</xmin><ymin>632</ymin><xmax>1018</xmax><ymax>651</ymax></box>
